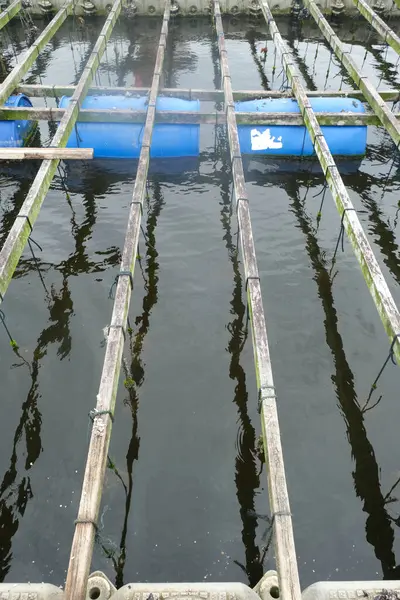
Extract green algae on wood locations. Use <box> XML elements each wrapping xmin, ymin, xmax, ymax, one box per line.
<box><xmin>0</xmin><ymin>105</ymin><xmax>395</xmax><ymax>126</ymax></box>
<box><xmin>0</xmin><ymin>1</ymin><xmax>74</xmax><ymax>106</ymax></box>
<box><xmin>0</xmin><ymin>0</ymin><xmax>121</xmax><ymax>308</ymax></box>
<box><xmin>213</xmin><ymin>3</ymin><xmax>303</xmax><ymax>600</ymax></box>
<box><xmin>259</xmin><ymin>0</ymin><xmax>400</xmax><ymax>367</ymax></box>
<box><xmin>0</xmin><ymin>0</ymin><xmax>21</xmax><ymax>31</ymax></box>
<box><xmin>304</xmin><ymin>0</ymin><xmax>400</xmax><ymax>148</ymax></box>
<box><xmin>353</xmin><ymin>0</ymin><xmax>400</xmax><ymax>56</ymax></box>
<box><xmin>14</xmin><ymin>83</ymin><xmax>400</xmax><ymax>103</ymax></box>
<box><xmin>64</xmin><ymin>4</ymin><xmax>171</xmax><ymax>600</ymax></box>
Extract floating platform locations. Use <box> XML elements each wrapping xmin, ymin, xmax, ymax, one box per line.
<box><xmin>0</xmin><ymin>0</ymin><xmax>400</xmax><ymax>594</ymax></box>
<box><xmin>7</xmin><ymin>0</ymin><xmax>400</xmax><ymax>16</ymax></box>
<box><xmin>0</xmin><ymin>94</ymin><xmax>368</xmax><ymax>158</ymax></box>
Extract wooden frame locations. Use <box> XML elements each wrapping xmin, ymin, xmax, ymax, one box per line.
<box><xmin>0</xmin><ymin>0</ymin><xmax>74</xmax><ymax>105</ymax></box>
<box><xmin>352</xmin><ymin>0</ymin><xmax>400</xmax><ymax>55</ymax></box>
<box><xmin>1</xmin><ymin>105</ymin><xmax>399</xmax><ymax>125</ymax></box>
<box><xmin>303</xmin><ymin>0</ymin><xmax>400</xmax><ymax>147</ymax></box>
<box><xmin>0</xmin><ymin>0</ymin><xmax>21</xmax><ymax>31</ymax></box>
<box><xmin>0</xmin><ymin>1</ymin><xmax>398</xmax><ymax>597</ymax></box>
<box><xmin>0</xmin><ymin>0</ymin><xmax>121</xmax><ymax>308</ymax></box>
<box><xmin>12</xmin><ymin>83</ymin><xmax>400</xmax><ymax>102</ymax></box>
<box><xmin>259</xmin><ymin>0</ymin><xmax>400</xmax><ymax>367</ymax></box>
<box><xmin>0</xmin><ymin>147</ymin><xmax>93</xmax><ymax>159</ymax></box>
<box><xmin>64</xmin><ymin>3</ymin><xmax>171</xmax><ymax>599</ymax></box>
<box><xmin>212</xmin><ymin>2</ymin><xmax>303</xmax><ymax>600</ymax></box>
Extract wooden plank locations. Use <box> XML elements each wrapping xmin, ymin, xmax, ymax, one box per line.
<box><xmin>0</xmin><ymin>147</ymin><xmax>93</xmax><ymax>159</ymax></box>
<box><xmin>64</xmin><ymin>3</ymin><xmax>170</xmax><ymax>600</ymax></box>
<box><xmin>0</xmin><ymin>0</ymin><xmax>21</xmax><ymax>31</ymax></box>
<box><xmin>13</xmin><ymin>83</ymin><xmax>400</xmax><ymax>103</ymax></box>
<box><xmin>1</xmin><ymin>106</ymin><xmax>393</xmax><ymax>126</ymax></box>
<box><xmin>212</xmin><ymin>3</ymin><xmax>302</xmax><ymax>600</ymax></box>
<box><xmin>353</xmin><ymin>0</ymin><xmax>400</xmax><ymax>55</ymax></box>
<box><xmin>0</xmin><ymin>0</ymin><xmax>73</xmax><ymax>106</ymax></box>
<box><xmin>259</xmin><ymin>0</ymin><xmax>400</xmax><ymax>365</ymax></box>
<box><xmin>304</xmin><ymin>0</ymin><xmax>400</xmax><ymax>147</ymax></box>
<box><xmin>0</xmin><ymin>0</ymin><xmax>122</xmax><ymax>309</ymax></box>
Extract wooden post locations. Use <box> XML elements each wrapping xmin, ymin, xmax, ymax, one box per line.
<box><xmin>212</xmin><ymin>3</ymin><xmax>303</xmax><ymax>600</ymax></box>
<box><xmin>64</xmin><ymin>3</ymin><xmax>170</xmax><ymax>600</ymax></box>
<box><xmin>13</xmin><ymin>83</ymin><xmax>400</xmax><ymax>103</ymax></box>
<box><xmin>259</xmin><ymin>0</ymin><xmax>400</xmax><ymax>365</ymax></box>
<box><xmin>0</xmin><ymin>105</ymin><xmax>396</xmax><ymax>125</ymax></box>
<box><xmin>0</xmin><ymin>0</ymin><xmax>21</xmax><ymax>31</ymax></box>
<box><xmin>352</xmin><ymin>0</ymin><xmax>400</xmax><ymax>55</ymax></box>
<box><xmin>0</xmin><ymin>0</ymin><xmax>122</xmax><ymax>308</ymax></box>
<box><xmin>0</xmin><ymin>147</ymin><xmax>93</xmax><ymax>159</ymax></box>
<box><xmin>0</xmin><ymin>0</ymin><xmax>74</xmax><ymax>106</ymax></box>
<box><xmin>303</xmin><ymin>0</ymin><xmax>400</xmax><ymax>148</ymax></box>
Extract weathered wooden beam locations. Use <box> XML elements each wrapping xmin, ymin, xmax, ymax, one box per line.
<box><xmin>304</xmin><ymin>0</ymin><xmax>400</xmax><ymax>147</ymax></box>
<box><xmin>0</xmin><ymin>0</ymin><xmax>122</xmax><ymax>309</ymax></box>
<box><xmin>213</xmin><ymin>3</ymin><xmax>302</xmax><ymax>600</ymax></box>
<box><xmin>1</xmin><ymin>106</ymin><xmax>395</xmax><ymax>126</ymax></box>
<box><xmin>0</xmin><ymin>1</ymin><xmax>73</xmax><ymax>106</ymax></box>
<box><xmin>260</xmin><ymin>0</ymin><xmax>400</xmax><ymax>365</ymax></box>
<box><xmin>0</xmin><ymin>0</ymin><xmax>21</xmax><ymax>31</ymax></box>
<box><xmin>353</xmin><ymin>0</ymin><xmax>400</xmax><ymax>55</ymax></box>
<box><xmin>64</xmin><ymin>3</ymin><xmax>170</xmax><ymax>600</ymax></box>
<box><xmin>13</xmin><ymin>83</ymin><xmax>400</xmax><ymax>103</ymax></box>
<box><xmin>0</xmin><ymin>147</ymin><xmax>93</xmax><ymax>159</ymax></box>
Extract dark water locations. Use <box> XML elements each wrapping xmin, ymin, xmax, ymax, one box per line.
<box><xmin>0</xmin><ymin>9</ymin><xmax>400</xmax><ymax>592</ymax></box>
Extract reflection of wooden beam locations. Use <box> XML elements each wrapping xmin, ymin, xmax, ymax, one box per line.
<box><xmin>0</xmin><ymin>1</ymin><xmax>73</xmax><ymax>105</ymax></box>
<box><xmin>0</xmin><ymin>148</ymin><xmax>93</xmax><ymax>160</ymax></box>
<box><xmin>65</xmin><ymin>2</ymin><xmax>170</xmax><ymax>600</ymax></box>
<box><xmin>260</xmin><ymin>0</ymin><xmax>400</xmax><ymax>365</ymax></box>
<box><xmin>353</xmin><ymin>0</ymin><xmax>400</xmax><ymax>55</ymax></box>
<box><xmin>14</xmin><ymin>83</ymin><xmax>400</xmax><ymax>102</ymax></box>
<box><xmin>0</xmin><ymin>0</ymin><xmax>21</xmax><ymax>31</ymax></box>
<box><xmin>1</xmin><ymin>106</ymin><xmax>396</xmax><ymax>125</ymax></box>
<box><xmin>0</xmin><ymin>0</ymin><xmax>122</xmax><ymax>307</ymax></box>
<box><xmin>304</xmin><ymin>0</ymin><xmax>400</xmax><ymax>147</ymax></box>
<box><xmin>213</xmin><ymin>0</ymin><xmax>302</xmax><ymax>599</ymax></box>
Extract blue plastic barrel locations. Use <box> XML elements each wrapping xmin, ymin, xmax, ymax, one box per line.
<box><xmin>235</xmin><ymin>97</ymin><xmax>367</xmax><ymax>157</ymax></box>
<box><xmin>58</xmin><ymin>95</ymin><xmax>200</xmax><ymax>159</ymax></box>
<box><xmin>0</xmin><ymin>94</ymin><xmax>36</xmax><ymax>147</ymax></box>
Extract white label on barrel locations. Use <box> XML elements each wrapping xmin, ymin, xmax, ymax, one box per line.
<box><xmin>250</xmin><ymin>128</ymin><xmax>283</xmax><ymax>150</ymax></box>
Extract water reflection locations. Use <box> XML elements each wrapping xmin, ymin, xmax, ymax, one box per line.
<box><xmin>214</xmin><ymin>118</ymin><xmax>266</xmax><ymax>584</ymax></box>
<box><xmin>286</xmin><ymin>17</ymin><xmax>317</xmax><ymax>91</ymax></box>
<box><xmin>208</xmin><ymin>25</ymin><xmax>267</xmax><ymax>585</ymax></box>
<box><xmin>0</xmin><ymin>276</ymin><xmax>73</xmax><ymax>581</ymax></box>
<box><xmin>245</xmin><ymin>28</ymin><xmax>270</xmax><ymax>91</ymax></box>
<box><xmin>100</xmin><ymin>180</ymin><xmax>165</xmax><ymax>589</ymax></box>
<box><xmin>346</xmin><ymin>146</ymin><xmax>400</xmax><ymax>286</ymax></box>
<box><xmin>283</xmin><ymin>173</ymin><xmax>400</xmax><ymax>579</ymax></box>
